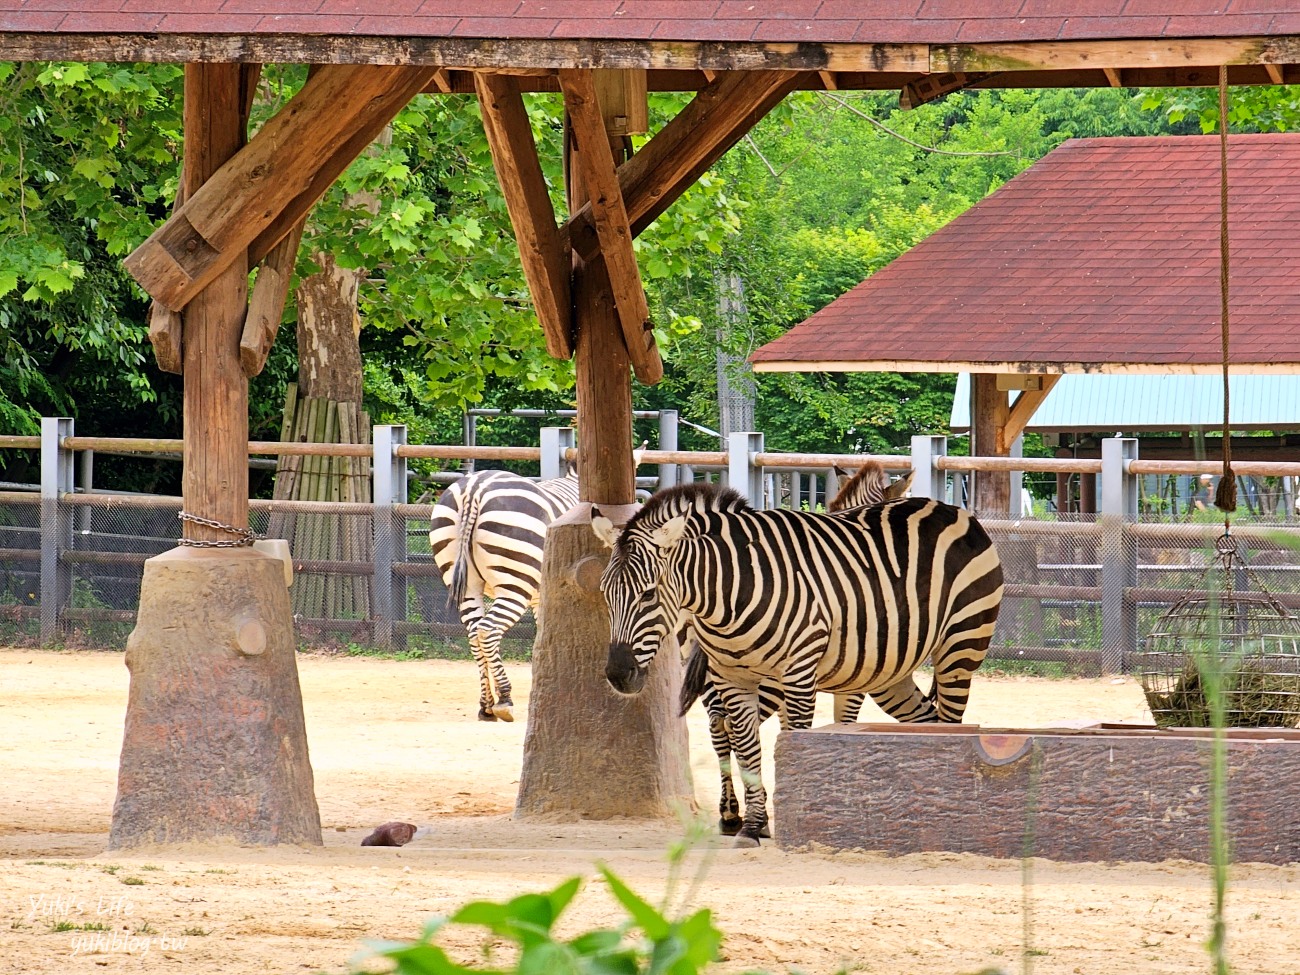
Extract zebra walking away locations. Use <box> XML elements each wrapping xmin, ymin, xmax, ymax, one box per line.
<box><xmin>595</xmin><ymin>482</ymin><xmax>1003</xmax><ymax>844</ymax></box>
<box><xmin>676</xmin><ymin>459</ymin><xmax>916</xmax><ymax>835</ymax></box>
<box><xmin>429</xmin><ymin>468</ymin><xmax>579</xmax><ymax>721</ymax></box>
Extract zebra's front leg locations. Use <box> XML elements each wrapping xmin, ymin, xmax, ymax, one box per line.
<box><xmin>718</xmin><ymin>686</ymin><xmax>768</xmax><ymax>846</ymax></box>
<box><xmin>704</xmin><ymin>694</ymin><xmax>742</xmax><ymax>836</ymax></box>
<box><xmin>475</xmin><ymin>593</ymin><xmax>530</xmax><ymax>721</ymax></box>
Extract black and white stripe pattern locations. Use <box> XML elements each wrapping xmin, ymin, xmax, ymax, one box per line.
<box><xmin>429</xmin><ymin>469</ymin><xmax>579</xmax><ymax>721</ymax></box>
<box><xmin>598</xmin><ymin>482</ymin><xmax>1003</xmax><ymax>842</ymax></box>
<box><xmin>678</xmin><ymin>460</ymin><xmax>915</xmax><ymax>835</ymax></box>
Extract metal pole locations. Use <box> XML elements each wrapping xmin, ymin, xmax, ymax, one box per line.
<box><xmin>77</xmin><ymin>448</ymin><xmax>93</xmax><ymax>534</ymax></box>
<box><xmin>462</xmin><ymin>414</ymin><xmax>476</xmax><ymax>475</ymax></box>
<box><xmin>372</xmin><ymin>424</ymin><xmax>407</xmax><ymax>652</ymax></box>
<box><xmin>540</xmin><ymin>427</ymin><xmax>575</xmax><ymax>481</ymax></box>
<box><xmin>658</xmin><ymin>409</ymin><xmax>678</xmax><ymax>491</ymax></box>
<box><xmin>910</xmin><ymin>435</ymin><xmax>947</xmax><ymax>501</ymax></box>
<box><xmin>1009</xmin><ymin>435</ymin><xmax>1025</xmax><ymax>518</ymax></box>
<box><xmin>1100</xmin><ymin>437</ymin><xmax>1139</xmax><ymax>674</ymax></box>
<box><xmin>728</xmin><ymin>432</ymin><xmax>765</xmax><ymax>508</ymax></box>
<box><xmin>40</xmin><ymin>417</ymin><xmax>75</xmax><ymax>645</ymax></box>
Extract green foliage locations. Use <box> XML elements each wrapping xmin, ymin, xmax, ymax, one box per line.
<box><xmin>353</xmin><ymin>867</ymin><xmax>722</xmax><ymax>975</ymax></box>
<box><xmin>1141</xmin><ymin>83</ymin><xmax>1300</xmax><ymax>133</ymax></box>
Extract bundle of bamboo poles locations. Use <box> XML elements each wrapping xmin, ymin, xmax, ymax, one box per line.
<box><xmin>270</xmin><ymin>383</ymin><xmax>372</xmax><ymax>623</ymax></box>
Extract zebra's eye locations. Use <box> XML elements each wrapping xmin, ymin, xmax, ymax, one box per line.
<box><xmin>638</xmin><ymin>587</ymin><xmax>657</xmax><ymax>607</ymax></box>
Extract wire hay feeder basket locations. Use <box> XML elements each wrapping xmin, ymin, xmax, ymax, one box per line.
<box><xmin>1137</xmin><ymin>532</ymin><xmax>1300</xmax><ymax>729</ymax></box>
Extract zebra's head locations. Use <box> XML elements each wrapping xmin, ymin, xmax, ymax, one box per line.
<box><xmin>593</xmin><ymin>484</ymin><xmax>748</xmax><ymax>696</ymax></box>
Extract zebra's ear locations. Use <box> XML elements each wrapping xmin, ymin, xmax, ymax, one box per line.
<box><xmin>591</xmin><ymin>508</ymin><xmax>620</xmax><ymax>548</ymax></box>
<box><xmin>650</xmin><ymin>515</ymin><xmax>688</xmax><ymax>551</ymax></box>
<box><xmin>886</xmin><ymin>471</ymin><xmax>915</xmax><ymax>500</ymax></box>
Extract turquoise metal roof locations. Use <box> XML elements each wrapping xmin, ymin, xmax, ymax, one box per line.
<box><xmin>950</xmin><ymin>374</ymin><xmax>1300</xmax><ymax>432</ymax></box>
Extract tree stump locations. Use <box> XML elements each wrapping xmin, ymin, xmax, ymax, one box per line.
<box><xmin>109</xmin><ymin>547</ymin><xmax>322</xmax><ymax>848</ymax></box>
<box><xmin>515</xmin><ymin>504</ymin><xmax>695</xmax><ymax>820</ymax></box>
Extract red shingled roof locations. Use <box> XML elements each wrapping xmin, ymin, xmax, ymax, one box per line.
<box><xmin>4</xmin><ymin>1</ymin><xmax>1300</xmax><ymax>43</ymax></box>
<box><xmin>750</xmin><ymin>134</ymin><xmax>1300</xmax><ymax>375</ymax></box>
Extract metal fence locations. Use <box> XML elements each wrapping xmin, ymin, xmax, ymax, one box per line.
<box><xmin>6</xmin><ymin>419</ymin><xmax>1300</xmax><ymax>673</ymax></box>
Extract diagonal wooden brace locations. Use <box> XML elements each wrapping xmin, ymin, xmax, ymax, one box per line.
<box><xmin>562</xmin><ymin>70</ymin><xmax>804</xmax><ymax>263</ymax></box>
<box><xmin>239</xmin><ymin>218</ymin><xmax>306</xmax><ymax>378</ymax></box>
<box><xmin>474</xmin><ymin>72</ymin><xmax>574</xmax><ymax>361</ymax></box>
<box><xmin>559</xmin><ymin>69</ymin><xmax>662</xmax><ymax>386</ymax></box>
<box><xmin>125</xmin><ymin>64</ymin><xmax>438</xmax><ymax>311</ymax></box>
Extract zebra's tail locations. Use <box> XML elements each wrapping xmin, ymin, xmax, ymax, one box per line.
<box><xmin>679</xmin><ymin>639</ymin><xmax>711</xmax><ymax>718</ymax></box>
<box><xmin>448</xmin><ymin>488</ymin><xmax>482</xmax><ymax>610</ymax></box>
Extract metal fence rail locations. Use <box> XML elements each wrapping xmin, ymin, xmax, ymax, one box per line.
<box><xmin>4</xmin><ymin>420</ymin><xmax>1300</xmax><ymax>672</ymax></box>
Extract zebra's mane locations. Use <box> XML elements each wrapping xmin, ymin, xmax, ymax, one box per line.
<box><xmin>829</xmin><ymin>460</ymin><xmax>890</xmax><ymax>512</ymax></box>
<box><xmin>625</xmin><ymin>482</ymin><xmax>751</xmax><ymax>534</ymax></box>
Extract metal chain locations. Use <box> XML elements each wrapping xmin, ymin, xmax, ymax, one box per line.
<box><xmin>177</xmin><ymin>510</ymin><xmax>265</xmax><ymax>548</ymax></box>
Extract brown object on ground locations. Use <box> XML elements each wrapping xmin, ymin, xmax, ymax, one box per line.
<box><xmin>108</xmin><ymin>547</ymin><xmax>322</xmax><ymax>849</ymax></box>
<box><xmin>775</xmin><ymin>723</ymin><xmax>1300</xmax><ymax>864</ymax></box>
<box><xmin>361</xmin><ymin>821</ymin><xmax>418</xmax><ymax>847</ymax></box>
<box><xmin>515</xmin><ymin>504</ymin><xmax>695</xmax><ymax>820</ymax></box>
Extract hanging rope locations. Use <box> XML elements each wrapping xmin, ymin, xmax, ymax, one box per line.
<box><xmin>1214</xmin><ymin>65</ymin><xmax>1237</xmax><ymax>515</ymax></box>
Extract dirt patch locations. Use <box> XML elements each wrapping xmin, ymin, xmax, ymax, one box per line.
<box><xmin>2</xmin><ymin>649</ymin><xmax>1298</xmax><ymax>974</ymax></box>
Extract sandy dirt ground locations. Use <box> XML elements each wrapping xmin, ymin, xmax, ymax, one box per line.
<box><xmin>2</xmin><ymin>648</ymin><xmax>1298</xmax><ymax>975</ymax></box>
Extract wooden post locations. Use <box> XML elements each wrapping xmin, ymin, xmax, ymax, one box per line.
<box><xmin>971</xmin><ymin>373</ymin><xmax>1011</xmax><ymax>516</ymax></box>
<box><xmin>181</xmin><ymin>63</ymin><xmax>250</xmax><ymax>543</ymax></box>
<box><xmin>111</xmin><ymin>64</ymin><xmax>321</xmax><ymax>848</ymax></box>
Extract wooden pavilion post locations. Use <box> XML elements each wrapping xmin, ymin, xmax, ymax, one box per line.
<box><xmin>110</xmin><ymin>64</ymin><xmax>321</xmax><ymax>849</ymax></box>
<box><xmin>516</xmin><ymin>74</ymin><xmax>692</xmax><ymax>819</ymax></box>
<box><xmin>971</xmin><ymin>373</ymin><xmax>1012</xmax><ymax>515</ymax></box>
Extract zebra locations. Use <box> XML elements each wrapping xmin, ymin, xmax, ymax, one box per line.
<box><xmin>594</xmin><ymin>482</ymin><xmax>1003</xmax><ymax>844</ymax></box>
<box><xmin>429</xmin><ymin>467</ymin><xmax>579</xmax><ymax>721</ymax></box>
<box><xmin>677</xmin><ymin>460</ymin><xmax>916</xmax><ymax>836</ymax></box>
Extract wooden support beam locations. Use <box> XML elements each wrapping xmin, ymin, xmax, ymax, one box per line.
<box><xmin>592</xmin><ymin>68</ymin><xmax>648</xmax><ymax>136</ymax></box>
<box><xmin>1266</xmin><ymin>63</ymin><xmax>1286</xmax><ymax>84</ymax></box>
<box><xmin>126</xmin><ymin>63</ymin><xmax>438</xmax><ymax>311</ymax></box>
<box><xmin>180</xmin><ymin>63</ymin><xmax>251</xmax><ymax>543</ymax></box>
<box><xmin>933</xmin><ymin>37</ymin><xmax>1300</xmax><ymax>73</ymax></box>
<box><xmin>563</xmin><ymin>70</ymin><xmax>805</xmax><ymax>261</ymax></box>
<box><xmin>559</xmin><ymin>69</ymin><xmax>662</xmax><ymax>385</ymax></box>
<box><xmin>239</xmin><ymin>219</ymin><xmax>305</xmax><ymax>378</ymax></box>
<box><xmin>474</xmin><ymin>72</ymin><xmax>575</xmax><ymax>361</ymax></box>
<box><xmin>1103</xmin><ymin>66</ymin><xmax>1123</xmax><ymax>87</ymax></box>
<box><xmin>998</xmin><ymin>374</ymin><xmax>1061</xmax><ymax>453</ymax></box>
<box><xmin>972</xmin><ymin>373</ymin><xmax>1011</xmax><ymax>516</ymax></box>
<box><xmin>818</xmin><ymin>70</ymin><xmax>839</xmax><ymax>91</ymax></box>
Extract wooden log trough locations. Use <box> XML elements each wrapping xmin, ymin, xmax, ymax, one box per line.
<box><xmin>773</xmin><ymin>723</ymin><xmax>1300</xmax><ymax>865</ymax></box>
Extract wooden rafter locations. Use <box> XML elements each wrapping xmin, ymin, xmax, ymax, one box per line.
<box><xmin>1266</xmin><ymin>63</ymin><xmax>1286</xmax><ymax>84</ymax></box>
<box><xmin>1103</xmin><ymin>66</ymin><xmax>1123</xmax><ymax>87</ymax></box>
<box><xmin>125</xmin><ymin>64</ymin><xmax>438</xmax><ymax>311</ymax></box>
<box><xmin>559</xmin><ymin>69</ymin><xmax>661</xmax><ymax>385</ymax></box>
<box><xmin>998</xmin><ymin>375</ymin><xmax>1061</xmax><ymax>453</ymax></box>
<box><xmin>934</xmin><ymin>37</ymin><xmax>1300</xmax><ymax>73</ymax></box>
<box><xmin>474</xmin><ymin>72</ymin><xmax>575</xmax><ymax>361</ymax></box>
<box><xmin>564</xmin><ymin>70</ymin><xmax>805</xmax><ymax>262</ymax></box>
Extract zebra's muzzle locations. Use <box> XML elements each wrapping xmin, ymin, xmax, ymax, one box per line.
<box><xmin>605</xmin><ymin>642</ymin><xmax>647</xmax><ymax>695</ymax></box>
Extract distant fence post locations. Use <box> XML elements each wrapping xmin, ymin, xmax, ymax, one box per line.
<box><xmin>658</xmin><ymin>410</ymin><xmax>678</xmax><ymax>491</ymax></box>
<box><xmin>728</xmin><ymin>432</ymin><xmax>764</xmax><ymax>508</ymax></box>
<box><xmin>372</xmin><ymin>424</ymin><xmax>407</xmax><ymax>652</ymax></box>
<box><xmin>1101</xmin><ymin>437</ymin><xmax>1139</xmax><ymax>674</ymax></box>
<box><xmin>911</xmin><ymin>435</ymin><xmax>947</xmax><ymax>502</ymax></box>
<box><xmin>540</xmin><ymin>426</ymin><xmax>575</xmax><ymax>480</ymax></box>
<box><xmin>40</xmin><ymin>417</ymin><xmax>75</xmax><ymax>645</ymax></box>
<box><xmin>1008</xmin><ymin>435</ymin><xmax>1026</xmax><ymax>518</ymax></box>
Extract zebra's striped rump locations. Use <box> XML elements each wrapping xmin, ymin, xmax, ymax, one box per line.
<box><xmin>430</xmin><ymin>468</ymin><xmax>579</xmax><ymax>721</ymax></box>
<box><xmin>600</xmin><ymin>481</ymin><xmax>1003</xmax><ymax>842</ymax></box>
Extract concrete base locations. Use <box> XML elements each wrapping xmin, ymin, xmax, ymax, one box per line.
<box><xmin>774</xmin><ymin>723</ymin><xmax>1300</xmax><ymax>865</ymax></box>
<box><xmin>515</xmin><ymin>504</ymin><xmax>695</xmax><ymax>821</ymax></box>
<box><xmin>109</xmin><ymin>547</ymin><xmax>322</xmax><ymax>848</ymax></box>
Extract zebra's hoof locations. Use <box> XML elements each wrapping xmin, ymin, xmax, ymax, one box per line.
<box><xmin>477</xmin><ymin>708</ymin><xmax>498</xmax><ymax>722</ymax></box>
<box><xmin>718</xmin><ymin>817</ymin><xmax>743</xmax><ymax>837</ymax></box>
<box><xmin>732</xmin><ymin>834</ymin><xmax>762</xmax><ymax>849</ymax></box>
<box><xmin>491</xmin><ymin>703</ymin><xmax>514</xmax><ymax>722</ymax></box>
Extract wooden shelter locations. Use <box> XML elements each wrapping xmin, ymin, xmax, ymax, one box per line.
<box><xmin>752</xmin><ymin>134</ymin><xmax>1300</xmax><ymax>513</ymax></box>
<box><xmin>5</xmin><ymin>2</ymin><xmax>1300</xmax><ymax>845</ymax></box>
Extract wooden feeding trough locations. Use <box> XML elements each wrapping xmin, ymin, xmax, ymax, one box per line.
<box><xmin>773</xmin><ymin>722</ymin><xmax>1300</xmax><ymax>865</ymax></box>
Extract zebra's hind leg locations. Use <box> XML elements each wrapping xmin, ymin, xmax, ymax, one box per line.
<box><xmin>456</xmin><ymin>599</ymin><xmax>496</xmax><ymax>720</ymax></box>
<box><xmin>475</xmin><ymin>593</ymin><xmax>531</xmax><ymax>721</ymax></box>
<box><xmin>869</xmin><ymin>676</ymin><xmax>940</xmax><ymax>724</ymax></box>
